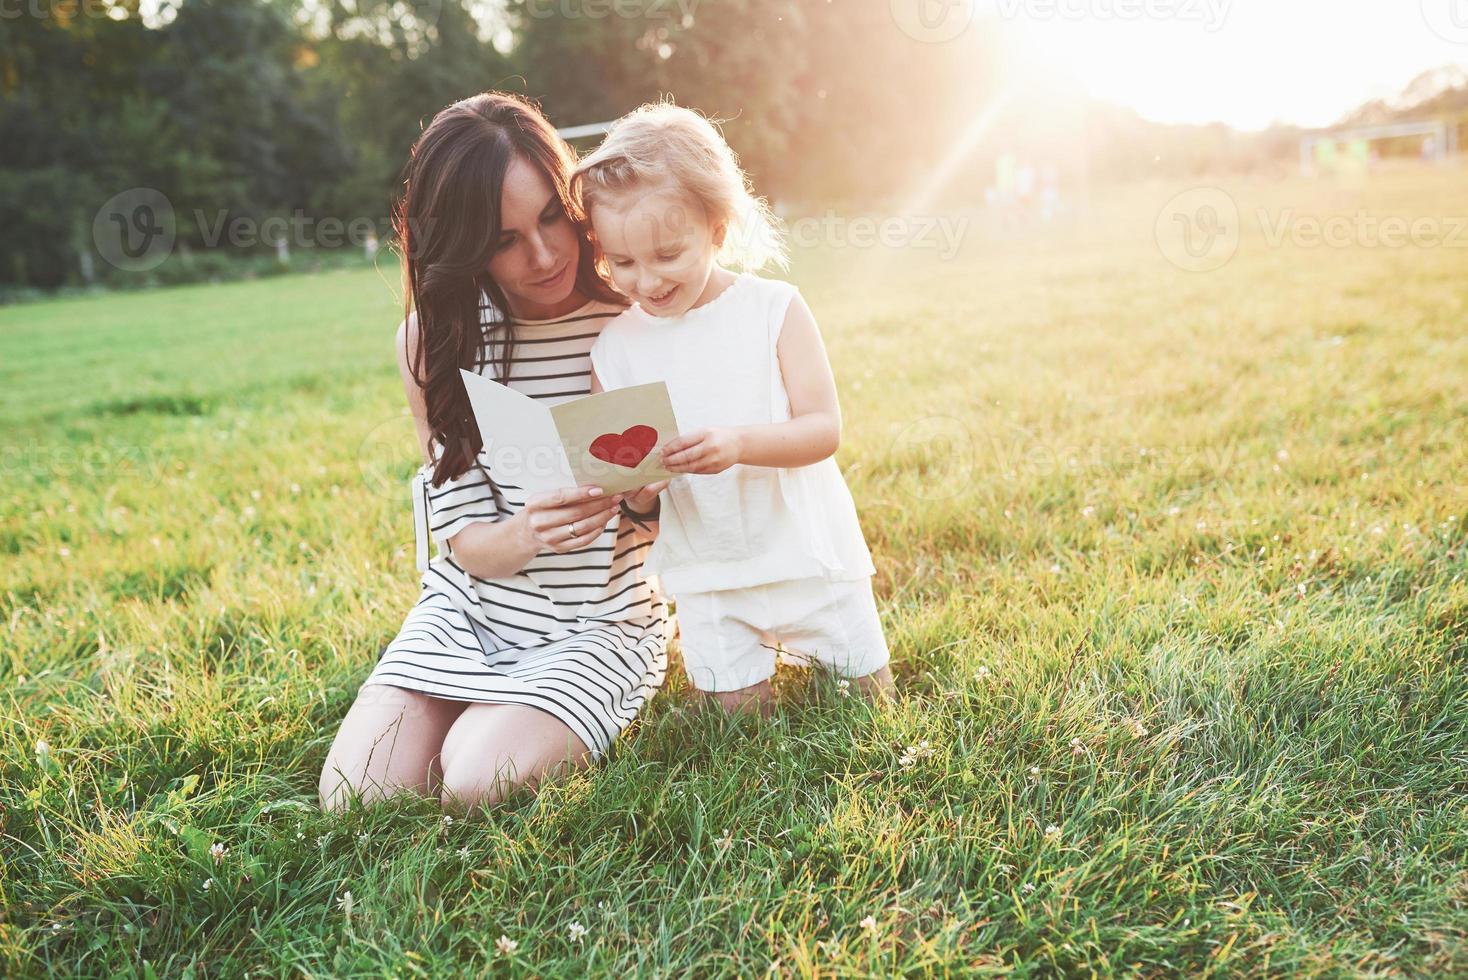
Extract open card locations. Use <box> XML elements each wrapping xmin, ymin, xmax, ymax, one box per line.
<box><xmin>458</xmin><ymin>369</ymin><xmax>679</xmax><ymax>495</ymax></box>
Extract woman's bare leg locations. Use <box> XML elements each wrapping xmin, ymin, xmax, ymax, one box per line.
<box><xmin>319</xmin><ymin>684</ymin><xmax>467</xmax><ymax>812</ymax></box>
<box><xmin>437</xmin><ymin>703</ymin><xmax>594</xmax><ymax>812</ymax></box>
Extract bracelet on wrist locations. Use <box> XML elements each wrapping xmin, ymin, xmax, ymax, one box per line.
<box><xmin>619</xmin><ymin>496</ymin><xmax>661</xmax><ymax>530</ymax></box>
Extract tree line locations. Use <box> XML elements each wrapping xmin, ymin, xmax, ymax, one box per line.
<box><xmin>0</xmin><ymin>0</ymin><xmax>986</xmax><ymax>290</ymax></box>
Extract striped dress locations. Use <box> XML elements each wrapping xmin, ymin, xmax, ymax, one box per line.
<box><xmin>359</xmin><ymin>296</ymin><xmax>671</xmax><ymax>760</ymax></box>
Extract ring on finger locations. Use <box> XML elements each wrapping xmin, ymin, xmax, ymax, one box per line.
<box><xmin>565</xmin><ymin>522</ymin><xmax>578</xmax><ymax>539</ymax></box>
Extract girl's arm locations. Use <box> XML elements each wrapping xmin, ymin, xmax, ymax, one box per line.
<box><xmin>399</xmin><ymin>317</ymin><xmax>622</xmax><ymax>579</ymax></box>
<box><xmin>662</xmin><ymin>293</ymin><xmax>841</xmax><ymax>473</ymax></box>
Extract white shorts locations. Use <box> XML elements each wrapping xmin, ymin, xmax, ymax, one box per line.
<box><xmin>672</xmin><ymin>575</ymin><xmax>891</xmax><ymax>693</ymax></box>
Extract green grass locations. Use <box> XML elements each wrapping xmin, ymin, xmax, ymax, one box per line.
<box><xmin>3</xmin><ymin>168</ymin><xmax>1466</xmax><ymax>976</ymax></box>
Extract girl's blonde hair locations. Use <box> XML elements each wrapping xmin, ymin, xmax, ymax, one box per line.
<box><xmin>571</xmin><ymin>101</ymin><xmax>788</xmax><ymax>272</ymax></box>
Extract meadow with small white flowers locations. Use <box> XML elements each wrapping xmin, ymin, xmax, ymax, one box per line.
<box><xmin>3</xmin><ymin>167</ymin><xmax>1466</xmax><ymax>976</ymax></box>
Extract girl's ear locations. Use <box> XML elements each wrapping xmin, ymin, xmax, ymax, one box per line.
<box><xmin>711</xmin><ymin>220</ymin><xmax>728</xmax><ymax>249</ymax></box>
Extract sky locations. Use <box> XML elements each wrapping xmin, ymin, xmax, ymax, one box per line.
<box><xmin>993</xmin><ymin>0</ymin><xmax>1468</xmax><ymax>130</ymax></box>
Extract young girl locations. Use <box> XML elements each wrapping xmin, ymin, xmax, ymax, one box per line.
<box><xmin>571</xmin><ymin>103</ymin><xmax>895</xmax><ymax>716</ymax></box>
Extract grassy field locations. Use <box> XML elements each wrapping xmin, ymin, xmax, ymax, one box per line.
<box><xmin>3</xmin><ymin>168</ymin><xmax>1466</xmax><ymax>976</ymax></box>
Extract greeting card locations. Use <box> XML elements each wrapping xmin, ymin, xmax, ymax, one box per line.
<box><xmin>458</xmin><ymin>369</ymin><xmax>679</xmax><ymax>495</ymax></box>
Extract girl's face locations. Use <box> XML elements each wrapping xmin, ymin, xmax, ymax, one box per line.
<box><xmin>590</xmin><ymin>184</ymin><xmax>726</xmax><ymax>319</ymax></box>
<box><xmin>487</xmin><ymin>156</ymin><xmax>584</xmax><ymax>320</ymax></box>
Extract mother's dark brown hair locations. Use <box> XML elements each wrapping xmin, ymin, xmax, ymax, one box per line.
<box><xmin>392</xmin><ymin>91</ymin><xmax>622</xmax><ymax>486</ymax></box>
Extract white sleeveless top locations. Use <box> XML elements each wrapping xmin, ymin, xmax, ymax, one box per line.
<box><xmin>589</xmin><ymin>271</ymin><xmax>876</xmax><ymax>595</ymax></box>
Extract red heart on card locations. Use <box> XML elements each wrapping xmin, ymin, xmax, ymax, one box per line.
<box><xmin>589</xmin><ymin>425</ymin><xmax>658</xmax><ymax>469</ymax></box>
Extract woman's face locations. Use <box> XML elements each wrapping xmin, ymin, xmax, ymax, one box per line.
<box><xmin>487</xmin><ymin>156</ymin><xmax>584</xmax><ymax>320</ymax></box>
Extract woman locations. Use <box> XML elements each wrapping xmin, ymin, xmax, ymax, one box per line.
<box><xmin>319</xmin><ymin>92</ymin><xmax>671</xmax><ymax>813</ymax></box>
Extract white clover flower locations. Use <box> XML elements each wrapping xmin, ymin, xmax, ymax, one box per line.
<box><xmin>211</xmin><ymin>842</ymin><xmax>227</xmax><ymax>864</ymax></box>
<box><xmin>859</xmin><ymin>915</ymin><xmax>877</xmax><ymax>933</ymax></box>
<box><xmin>458</xmin><ymin>846</ymin><xmax>471</xmax><ymax>860</ymax></box>
<box><xmin>1044</xmin><ymin>824</ymin><xmax>1061</xmax><ymax>840</ymax></box>
<box><xmin>337</xmin><ymin>890</ymin><xmax>353</xmax><ymax>916</ymax></box>
<box><xmin>202</xmin><ymin>878</ymin><xmax>213</xmax><ymax>892</ymax></box>
<box><xmin>496</xmin><ymin>935</ymin><xmax>518</xmax><ymax>956</ymax></box>
<box><xmin>567</xmin><ymin>921</ymin><xmax>587</xmax><ymax>943</ymax></box>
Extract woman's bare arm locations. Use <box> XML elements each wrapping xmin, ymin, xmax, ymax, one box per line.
<box><xmin>397</xmin><ymin>317</ymin><xmax>621</xmax><ymax>578</ymax></box>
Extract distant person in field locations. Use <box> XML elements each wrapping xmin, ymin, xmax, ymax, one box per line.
<box><xmin>319</xmin><ymin>92</ymin><xmax>670</xmax><ymax>813</ymax></box>
<box><xmin>572</xmin><ymin>102</ymin><xmax>895</xmax><ymax>716</ymax></box>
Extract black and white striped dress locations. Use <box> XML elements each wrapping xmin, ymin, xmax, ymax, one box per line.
<box><xmin>359</xmin><ymin>297</ymin><xmax>671</xmax><ymax>760</ymax></box>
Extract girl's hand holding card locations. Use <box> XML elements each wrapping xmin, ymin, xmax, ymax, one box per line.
<box><xmin>661</xmin><ymin>427</ymin><xmax>742</xmax><ymax>474</ymax></box>
<box><xmin>624</xmin><ymin>478</ymin><xmax>669</xmax><ymax>512</ymax></box>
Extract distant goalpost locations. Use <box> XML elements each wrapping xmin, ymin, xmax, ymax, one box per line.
<box><xmin>557</xmin><ymin>121</ymin><xmax>615</xmax><ymax>141</ymax></box>
<box><xmin>1300</xmin><ymin>120</ymin><xmax>1458</xmax><ymax>177</ymax></box>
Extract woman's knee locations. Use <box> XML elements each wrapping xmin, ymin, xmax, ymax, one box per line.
<box><xmin>437</xmin><ymin>705</ymin><xmax>592</xmax><ymax>811</ymax></box>
<box><xmin>319</xmin><ymin>685</ymin><xmax>462</xmax><ymax>811</ymax></box>
<box><xmin>438</xmin><ymin>752</ymin><xmax>525</xmax><ymax>811</ymax></box>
